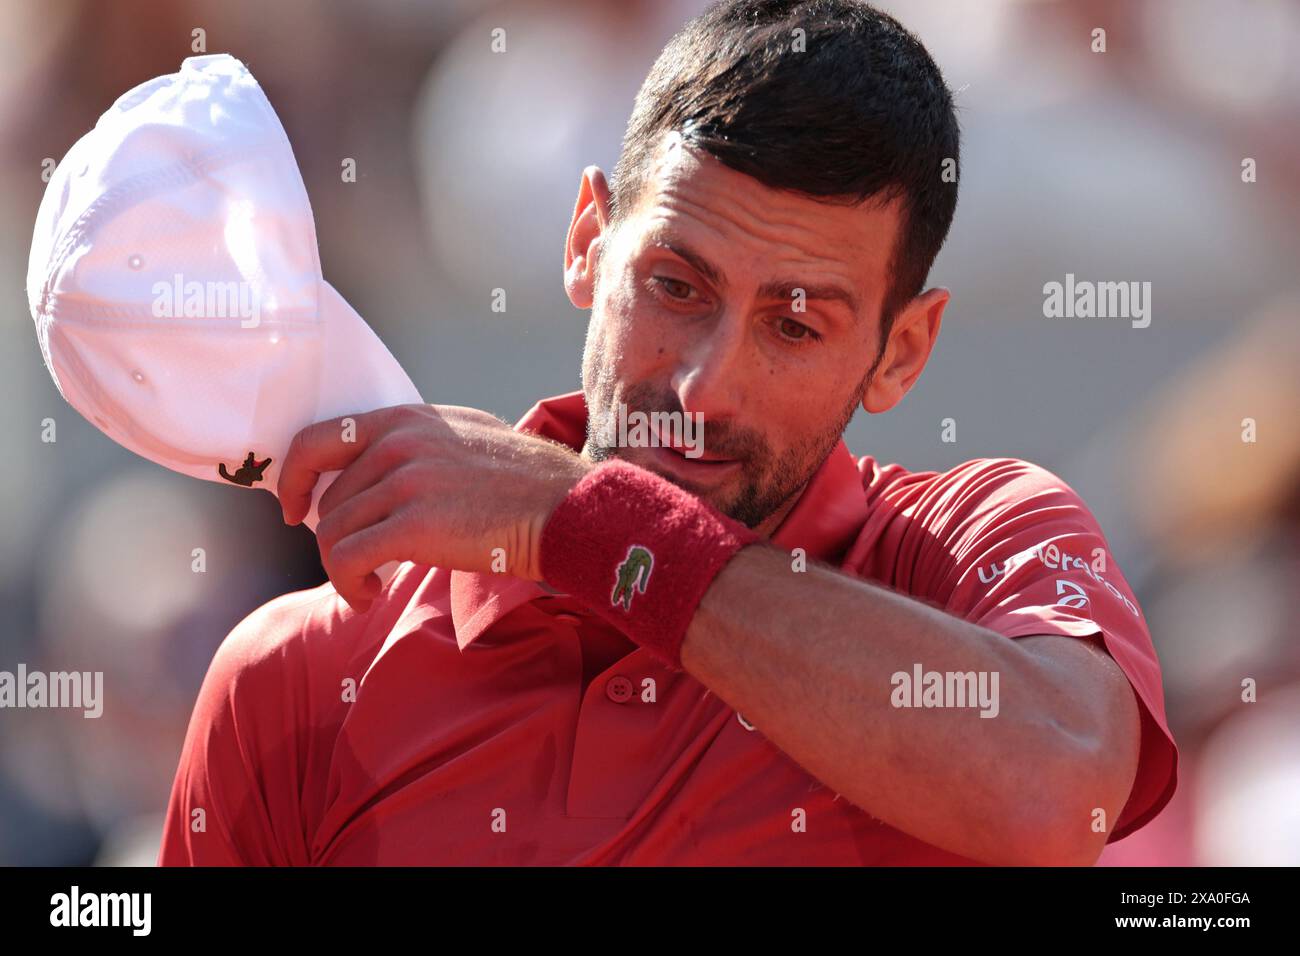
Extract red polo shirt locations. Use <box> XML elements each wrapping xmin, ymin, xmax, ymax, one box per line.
<box><xmin>158</xmin><ymin>391</ymin><xmax>1178</xmax><ymax>865</ymax></box>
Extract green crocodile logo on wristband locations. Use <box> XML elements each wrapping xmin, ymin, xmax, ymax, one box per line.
<box><xmin>611</xmin><ymin>545</ymin><xmax>654</xmax><ymax>611</ymax></box>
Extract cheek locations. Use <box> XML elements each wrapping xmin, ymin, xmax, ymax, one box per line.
<box><xmin>594</xmin><ymin>277</ymin><xmax>667</xmax><ymax>370</ymax></box>
<box><xmin>759</xmin><ymin>376</ymin><xmax>855</xmax><ymax>453</ymax></box>
<box><xmin>582</xmin><ymin>288</ymin><xmax>637</xmax><ymax>396</ymax></box>
<box><xmin>601</xmin><ymin>268</ymin><xmax>646</xmax><ymax>336</ymax></box>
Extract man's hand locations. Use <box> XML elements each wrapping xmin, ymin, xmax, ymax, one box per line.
<box><xmin>278</xmin><ymin>404</ymin><xmax>590</xmax><ymax>612</ymax></box>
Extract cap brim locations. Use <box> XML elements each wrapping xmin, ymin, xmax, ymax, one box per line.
<box><xmin>261</xmin><ymin>280</ymin><xmax>423</xmax><ymax>529</ymax></box>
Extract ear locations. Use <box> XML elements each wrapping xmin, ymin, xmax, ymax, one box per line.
<box><xmin>564</xmin><ymin>166</ymin><xmax>612</xmax><ymax>309</ymax></box>
<box><xmin>862</xmin><ymin>287</ymin><xmax>949</xmax><ymax>414</ymax></box>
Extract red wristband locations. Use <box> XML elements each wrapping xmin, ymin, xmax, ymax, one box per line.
<box><xmin>539</xmin><ymin>459</ymin><xmax>760</xmax><ymax>671</ymax></box>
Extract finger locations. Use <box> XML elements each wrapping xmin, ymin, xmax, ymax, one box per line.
<box><xmin>323</xmin><ymin>513</ymin><xmax>411</xmax><ymax>611</ymax></box>
<box><xmin>278</xmin><ymin>408</ymin><xmax>393</xmax><ymax>524</ymax></box>
<box><xmin>316</xmin><ymin>474</ymin><xmax>399</xmax><ymax>558</ymax></box>
<box><xmin>334</xmin><ymin>571</ymin><xmax>383</xmax><ymax>616</ymax></box>
<box><xmin>316</xmin><ymin>439</ymin><xmax>405</xmax><ymax>522</ymax></box>
<box><xmin>337</xmin><ymin>571</ymin><xmax>383</xmax><ymax>615</ymax></box>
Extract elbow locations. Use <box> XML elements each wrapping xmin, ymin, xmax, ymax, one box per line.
<box><xmin>1010</xmin><ymin>817</ymin><xmax>1107</xmax><ymax>867</ymax></box>
<box><xmin>1001</xmin><ymin>740</ymin><xmax>1127</xmax><ymax>867</ymax></box>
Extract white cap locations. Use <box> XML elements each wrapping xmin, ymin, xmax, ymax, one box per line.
<box><xmin>28</xmin><ymin>54</ymin><xmax>423</xmax><ymax>531</ymax></box>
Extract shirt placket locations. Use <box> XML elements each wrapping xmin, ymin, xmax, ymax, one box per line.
<box><xmin>534</xmin><ymin>595</ymin><xmax>677</xmax><ymax>820</ymax></box>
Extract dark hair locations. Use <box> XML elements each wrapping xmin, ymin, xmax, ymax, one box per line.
<box><xmin>610</xmin><ymin>0</ymin><xmax>960</xmax><ymax>346</ymax></box>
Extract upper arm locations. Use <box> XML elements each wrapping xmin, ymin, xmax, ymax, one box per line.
<box><xmin>157</xmin><ymin>594</ymin><xmax>323</xmax><ymax>867</ymax></box>
<box><xmin>1019</xmin><ymin>633</ymin><xmax>1143</xmax><ymax>838</ymax></box>
<box><xmin>878</xmin><ymin>458</ymin><xmax>1179</xmax><ymax>842</ymax></box>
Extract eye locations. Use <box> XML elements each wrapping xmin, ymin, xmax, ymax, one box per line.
<box><xmin>652</xmin><ymin>276</ymin><xmax>696</xmax><ymax>300</ymax></box>
<box><xmin>775</xmin><ymin>316</ymin><xmax>822</xmax><ymax>345</ymax></box>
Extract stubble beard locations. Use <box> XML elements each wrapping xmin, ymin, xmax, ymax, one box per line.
<box><xmin>581</xmin><ymin>334</ymin><xmax>872</xmax><ymax>529</ymax></box>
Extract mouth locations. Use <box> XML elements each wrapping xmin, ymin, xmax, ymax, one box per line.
<box><xmin>648</xmin><ymin>420</ymin><xmax>730</xmax><ymax>461</ymax></box>
<box><xmin>643</xmin><ymin>442</ymin><xmax>742</xmax><ymax>486</ymax></box>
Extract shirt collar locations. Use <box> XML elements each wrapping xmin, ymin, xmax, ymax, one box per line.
<box><xmin>450</xmin><ymin>391</ymin><xmax>870</xmax><ymax>649</ymax></box>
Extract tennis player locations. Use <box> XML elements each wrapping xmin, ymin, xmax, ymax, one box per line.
<box><xmin>159</xmin><ymin>0</ymin><xmax>1177</xmax><ymax>866</ymax></box>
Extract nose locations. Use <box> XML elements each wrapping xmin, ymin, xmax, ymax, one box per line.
<box><xmin>670</xmin><ymin>311</ymin><xmax>747</xmax><ymax>423</ymax></box>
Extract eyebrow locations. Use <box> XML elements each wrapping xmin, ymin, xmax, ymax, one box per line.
<box><xmin>644</xmin><ymin>232</ymin><xmax>862</xmax><ymax>317</ymax></box>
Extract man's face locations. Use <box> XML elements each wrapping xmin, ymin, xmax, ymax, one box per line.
<box><xmin>576</xmin><ymin>133</ymin><xmax>907</xmax><ymax>532</ymax></box>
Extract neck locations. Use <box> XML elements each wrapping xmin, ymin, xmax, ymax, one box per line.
<box><xmin>752</xmin><ymin>484</ymin><xmax>806</xmax><ymax>539</ymax></box>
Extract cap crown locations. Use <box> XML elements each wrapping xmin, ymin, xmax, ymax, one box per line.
<box><xmin>29</xmin><ymin>54</ymin><xmax>327</xmax><ymax>478</ymax></box>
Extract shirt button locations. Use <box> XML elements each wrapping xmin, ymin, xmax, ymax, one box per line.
<box><xmin>605</xmin><ymin>675</ymin><xmax>634</xmax><ymax>703</ymax></box>
<box><xmin>554</xmin><ymin>612</ymin><xmax>582</xmax><ymax>625</ymax></box>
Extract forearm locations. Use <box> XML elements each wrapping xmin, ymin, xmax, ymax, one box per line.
<box><xmin>680</xmin><ymin>545</ymin><xmax>1116</xmax><ymax>865</ymax></box>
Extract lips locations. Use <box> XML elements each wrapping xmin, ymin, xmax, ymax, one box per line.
<box><xmin>645</xmin><ymin>445</ymin><xmax>742</xmax><ymax>488</ymax></box>
<box><xmin>660</xmin><ymin>444</ymin><xmax>734</xmax><ymax>464</ymax></box>
<box><xmin>650</xmin><ymin>421</ymin><xmax>734</xmax><ymax>463</ymax></box>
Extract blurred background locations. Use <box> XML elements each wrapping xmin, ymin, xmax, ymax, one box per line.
<box><xmin>1</xmin><ymin>0</ymin><xmax>1298</xmax><ymax>865</ymax></box>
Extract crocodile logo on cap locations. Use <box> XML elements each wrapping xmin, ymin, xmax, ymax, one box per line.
<box><xmin>218</xmin><ymin>451</ymin><xmax>272</xmax><ymax>486</ymax></box>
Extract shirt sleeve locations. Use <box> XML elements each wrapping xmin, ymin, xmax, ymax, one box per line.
<box><xmin>878</xmin><ymin>457</ymin><xmax>1179</xmax><ymax>841</ymax></box>
<box><xmin>157</xmin><ymin>593</ymin><xmax>322</xmax><ymax>866</ymax></box>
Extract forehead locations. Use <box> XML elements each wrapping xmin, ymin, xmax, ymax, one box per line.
<box><xmin>620</xmin><ymin>131</ymin><xmax>903</xmax><ymax>302</ymax></box>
